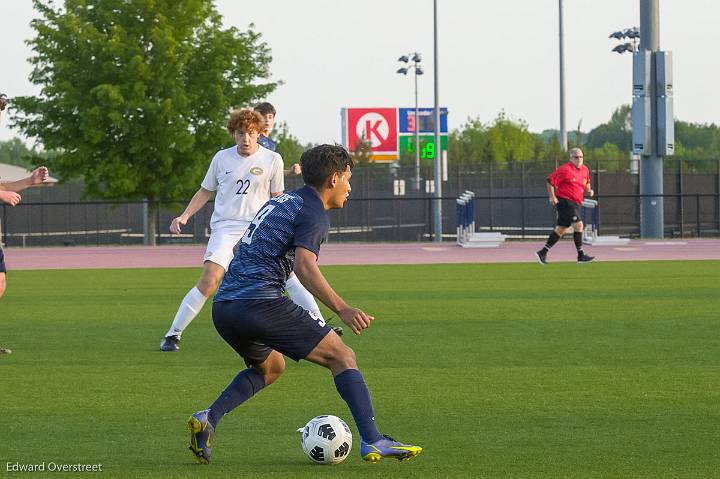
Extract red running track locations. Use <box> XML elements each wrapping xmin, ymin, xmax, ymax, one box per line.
<box><xmin>4</xmin><ymin>239</ymin><xmax>720</xmax><ymax>270</ymax></box>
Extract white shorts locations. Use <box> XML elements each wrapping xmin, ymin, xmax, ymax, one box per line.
<box><xmin>203</xmin><ymin>229</ymin><xmax>247</xmax><ymax>271</ymax></box>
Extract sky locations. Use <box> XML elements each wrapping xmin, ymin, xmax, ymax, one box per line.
<box><xmin>1</xmin><ymin>0</ymin><xmax>719</xmax><ymax>147</ymax></box>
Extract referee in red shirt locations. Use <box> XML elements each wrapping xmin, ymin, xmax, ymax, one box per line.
<box><xmin>536</xmin><ymin>148</ymin><xmax>595</xmax><ymax>264</ymax></box>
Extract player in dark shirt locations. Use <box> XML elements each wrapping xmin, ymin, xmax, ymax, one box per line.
<box><xmin>252</xmin><ymin>101</ymin><xmax>340</xmax><ymax>335</ymax></box>
<box><xmin>186</xmin><ymin>144</ymin><xmax>422</xmax><ymax>465</ymax></box>
<box><xmin>253</xmin><ymin>102</ymin><xmax>301</xmax><ymax>174</ymax></box>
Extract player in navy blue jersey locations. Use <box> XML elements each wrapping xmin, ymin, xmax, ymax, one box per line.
<box><xmin>186</xmin><ymin>144</ymin><xmax>422</xmax><ymax>465</ymax></box>
<box><xmin>253</xmin><ymin>102</ymin><xmax>278</xmax><ymax>152</ymax></box>
<box><xmin>254</xmin><ymin>102</ymin><xmax>302</xmax><ymax>175</ymax></box>
<box><xmin>253</xmin><ymin>102</ymin><xmax>301</xmax><ymax>173</ymax></box>
<box><xmin>252</xmin><ymin>102</ymin><xmax>341</xmax><ymax>335</ymax></box>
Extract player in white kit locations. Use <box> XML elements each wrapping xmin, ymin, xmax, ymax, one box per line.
<box><xmin>160</xmin><ymin>109</ymin><xmax>285</xmax><ymax>351</ymax></box>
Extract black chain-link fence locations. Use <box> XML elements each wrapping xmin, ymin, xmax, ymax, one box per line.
<box><xmin>2</xmin><ymin>159</ymin><xmax>719</xmax><ymax>246</ymax></box>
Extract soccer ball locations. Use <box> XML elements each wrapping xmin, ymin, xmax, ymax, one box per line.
<box><xmin>297</xmin><ymin>415</ymin><xmax>353</xmax><ymax>465</ymax></box>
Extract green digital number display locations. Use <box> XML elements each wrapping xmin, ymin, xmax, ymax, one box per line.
<box><xmin>399</xmin><ymin>135</ymin><xmax>448</xmax><ymax>160</ymax></box>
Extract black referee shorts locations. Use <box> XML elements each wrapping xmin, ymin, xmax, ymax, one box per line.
<box><xmin>555</xmin><ymin>197</ymin><xmax>582</xmax><ymax>227</ymax></box>
<box><xmin>0</xmin><ymin>248</ymin><xmax>6</xmax><ymax>273</ymax></box>
<box><xmin>212</xmin><ymin>296</ymin><xmax>332</xmax><ymax>366</ymax></box>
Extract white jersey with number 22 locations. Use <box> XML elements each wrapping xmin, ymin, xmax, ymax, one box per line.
<box><xmin>201</xmin><ymin>145</ymin><xmax>284</xmax><ymax>232</ymax></box>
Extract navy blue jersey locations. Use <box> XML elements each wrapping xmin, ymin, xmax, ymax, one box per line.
<box><xmin>215</xmin><ymin>186</ymin><xmax>329</xmax><ymax>301</ymax></box>
<box><xmin>258</xmin><ymin>135</ymin><xmax>277</xmax><ymax>152</ymax></box>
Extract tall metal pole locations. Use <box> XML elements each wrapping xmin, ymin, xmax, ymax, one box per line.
<box><xmin>639</xmin><ymin>0</ymin><xmax>663</xmax><ymax>238</ymax></box>
<box><xmin>414</xmin><ymin>65</ymin><xmax>421</xmax><ymax>191</ymax></box>
<box><xmin>143</xmin><ymin>199</ymin><xmax>149</xmax><ymax>245</ymax></box>
<box><xmin>432</xmin><ymin>0</ymin><xmax>443</xmax><ymax>241</ymax></box>
<box><xmin>558</xmin><ymin>0</ymin><xmax>567</xmax><ymax>150</ymax></box>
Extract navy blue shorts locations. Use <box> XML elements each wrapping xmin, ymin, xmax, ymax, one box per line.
<box><xmin>0</xmin><ymin>248</ymin><xmax>6</xmax><ymax>274</ymax></box>
<box><xmin>212</xmin><ymin>296</ymin><xmax>332</xmax><ymax>365</ymax></box>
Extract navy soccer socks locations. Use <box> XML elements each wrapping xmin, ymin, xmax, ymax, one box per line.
<box><xmin>208</xmin><ymin>368</ymin><xmax>266</xmax><ymax>427</ymax></box>
<box><xmin>334</xmin><ymin>369</ymin><xmax>382</xmax><ymax>443</ymax></box>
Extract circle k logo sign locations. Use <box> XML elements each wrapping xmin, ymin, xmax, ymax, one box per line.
<box><xmin>346</xmin><ymin>108</ymin><xmax>398</xmax><ymax>154</ymax></box>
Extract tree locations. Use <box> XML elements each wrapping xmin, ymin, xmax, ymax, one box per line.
<box><xmin>485</xmin><ymin>111</ymin><xmax>536</xmax><ymax>168</ymax></box>
<box><xmin>448</xmin><ymin>113</ymin><xmax>536</xmax><ymax>167</ymax></box>
<box><xmin>271</xmin><ymin>121</ymin><xmax>305</xmax><ymax>167</ymax></box>
<box><xmin>586</xmin><ymin>142</ymin><xmax>626</xmax><ymax>171</ymax></box>
<box><xmin>675</xmin><ymin>120</ymin><xmax>720</xmax><ymax>153</ymax></box>
<box><xmin>351</xmin><ymin>137</ymin><xmax>373</xmax><ymax>166</ymax></box>
<box><xmin>585</xmin><ymin>105</ymin><xmax>631</xmax><ymax>151</ymax></box>
<box><xmin>0</xmin><ymin>138</ymin><xmax>57</xmax><ymax>171</ymax></box>
<box><xmin>448</xmin><ymin>117</ymin><xmax>487</xmax><ymax>165</ymax></box>
<box><xmin>0</xmin><ymin>139</ymin><xmax>36</xmax><ymax>168</ymax></box>
<box><xmin>12</xmin><ymin>0</ymin><xmax>277</xmax><ymax>244</ymax></box>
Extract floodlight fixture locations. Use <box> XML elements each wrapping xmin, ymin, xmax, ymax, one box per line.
<box><xmin>610</xmin><ymin>26</ymin><xmax>639</xmax><ymax>55</ymax></box>
<box><xmin>625</xmin><ymin>28</ymin><xmax>640</xmax><ymax>39</ymax></box>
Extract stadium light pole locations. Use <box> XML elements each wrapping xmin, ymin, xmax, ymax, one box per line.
<box><xmin>397</xmin><ymin>53</ymin><xmax>424</xmax><ymax>191</ymax></box>
<box><xmin>558</xmin><ymin>0</ymin><xmax>567</xmax><ymax>151</ymax></box>
<box><xmin>639</xmin><ymin>0</ymin><xmax>664</xmax><ymax>238</ymax></box>
<box><xmin>432</xmin><ymin>0</ymin><xmax>442</xmax><ymax>241</ymax></box>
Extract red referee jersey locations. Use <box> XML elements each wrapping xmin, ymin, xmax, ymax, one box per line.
<box><xmin>548</xmin><ymin>162</ymin><xmax>590</xmax><ymax>204</ymax></box>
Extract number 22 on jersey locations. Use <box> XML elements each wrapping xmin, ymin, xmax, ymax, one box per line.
<box><xmin>236</xmin><ymin>178</ymin><xmax>251</xmax><ymax>195</ymax></box>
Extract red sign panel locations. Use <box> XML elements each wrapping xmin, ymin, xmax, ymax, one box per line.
<box><xmin>345</xmin><ymin>108</ymin><xmax>398</xmax><ymax>156</ymax></box>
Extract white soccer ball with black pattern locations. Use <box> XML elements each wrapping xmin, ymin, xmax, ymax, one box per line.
<box><xmin>297</xmin><ymin>415</ymin><xmax>353</xmax><ymax>464</ymax></box>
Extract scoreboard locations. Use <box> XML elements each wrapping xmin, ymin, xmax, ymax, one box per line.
<box><xmin>398</xmin><ymin>107</ymin><xmax>448</xmax><ymax>161</ymax></box>
<box><xmin>398</xmin><ymin>107</ymin><xmax>448</xmax><ymax>134</ymax></box>
<box><xmin>398</xmin><ymin>135</ymin><xmax>448</xmax><ymax>160</ymax></box>
<box><xmin>342</xmin><ymin>107</ymin><xmax>448</xmax><ymax>162</ymax></box>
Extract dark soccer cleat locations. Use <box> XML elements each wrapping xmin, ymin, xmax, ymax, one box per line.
<box><xmin>326</xmin><ymin>316</ymin><xmax>344</xmax><ymax>336</ymax></box>
<box><xmin>360</xmin><ymin>434</ymin><xmax>422</xmax><ymax>463</ymax></box>
<box><xmin>577</xmin><ymin>253</ymin><xmax>595</xmax><ymax>263</ymax></box>
<box><xmin>188</xmin><ymin>409</ymin><xmax>214</xmax><ymax>464</ymax></box>
<box><xmin>0</xmin><ymin>347</ymin><xmax>12</xmax><ymax>355</ymax></box>
<box><xmin>160</xmin><ymin>335</ymin><xmax>180</xmax><ymax>352</ymax></box>
<box><xmin>535</xmin><ymin>250</ymin><xmax>548</xmax><ymax>265</ymax></box>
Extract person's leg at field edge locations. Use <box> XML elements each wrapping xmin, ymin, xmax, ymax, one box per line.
<box><xmin>0</xmin><ymin>271</ymin><xmax>11</xmax><ymax>355</ymax></box>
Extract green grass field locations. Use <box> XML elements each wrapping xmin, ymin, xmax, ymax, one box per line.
<box><xmin>1</xmin><ymin>261</ymin><xmax>719</xmax><ymax>478</ymax></box>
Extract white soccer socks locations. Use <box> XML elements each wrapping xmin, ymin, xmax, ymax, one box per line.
<box><xmin>165</xmin><ymin>286</ymin><xmax>208</xmax><ymax>338</ymax></box>
<box><xmin>285</xmin><ymin>275</ymin><xmax>324</xmax><ymax>321</ymax></box>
